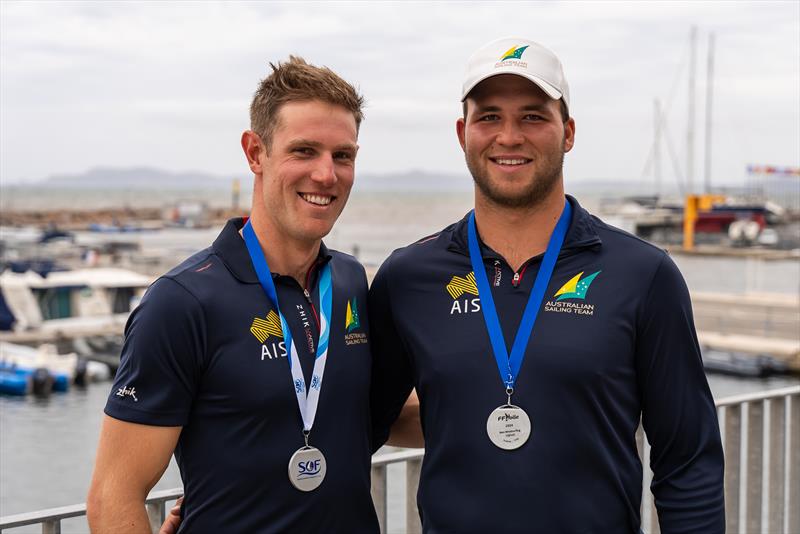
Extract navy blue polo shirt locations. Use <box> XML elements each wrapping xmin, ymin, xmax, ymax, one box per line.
<box><xmin>106</xmin><ymin>218</ymin><xmax>378</xmax><ymax>533</ymax></box>
<box><xmin>369</xmin><ymin>196</ymin><xmax>724</xmax><ymax>534</ymax></box>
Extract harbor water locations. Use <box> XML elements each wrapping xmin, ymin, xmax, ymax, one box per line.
<box><xmin>1</xmin><ymin>190</ymin><xmax>798</xmax><ymax>532</ymax></box>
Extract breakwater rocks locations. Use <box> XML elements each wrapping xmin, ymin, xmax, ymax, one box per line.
<box><xmin>1</xmin><ymin>207</ymin><xmax>247</xmax><ymax>230</ymax></box>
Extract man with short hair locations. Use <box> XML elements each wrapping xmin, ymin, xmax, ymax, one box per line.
<box><xmin>369</xmin><ymin>37</ymin><xmax>725</xmax><ymax>533</ymax></box>
<box><xmin>88</xmin><ymin>56</ymin><xmax>380</xmax><ymax>533</ymax></box>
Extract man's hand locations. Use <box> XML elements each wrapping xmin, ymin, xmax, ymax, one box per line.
<box><xmin>158</xmin><ymin>497</ymin><xmax>183</xmax><ymax>534</ymax></box>
<box><xmin>386</xmin><ymin>389</ymin><xmax>424</xmax><ymax>448</ymax></box>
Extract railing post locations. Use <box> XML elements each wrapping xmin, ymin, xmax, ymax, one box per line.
<box><xmin>788</xmin><ymin>394</ymin><xmax>800</xmax><ymax>534</ymax></box>
<box><xmin>745</xmin><ymin>400</ymin><xmax>763</xmax><ymax>532</ymax></box>
<box><xmin>370</xmin><ymin>464</ymin><xmax>387</xmax><ymax>533</ymax></box>
<box><xmin>41</xmin><ymin>520</ymin><xmax>61</xmax><ymax>534</ymax></box>
<box><xmin>724</xmin><ymin>404</ymin><xmax>741</xmax><ymax>533</ymax></box>
<box><xmin>768</xmin><ymin>398</ymin><xmax>786</xmax><ymax>534</ymax></box>
<box><xmin>146</xmin><ymin>501</ymin><xmax>165</xmax><ymax>534</ymax></box>
<box><xmin>406</xmin><ymin>457</ymin><xmax>422</xmax><ymax>534</ymax></box>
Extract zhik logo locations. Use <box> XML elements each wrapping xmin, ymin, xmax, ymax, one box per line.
<box><xmin>115</xmin><ymin>385</ymin><xmax>138</xmax><ymax>402</ymax></box>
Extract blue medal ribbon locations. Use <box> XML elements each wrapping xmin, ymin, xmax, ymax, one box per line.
<box><xmin>242</xmin><ymin>220</ymin><xmax>332</xmax><ymax>434</ymax></box>
<box><xmin>467</xmin><ymin>200</ymin><xmax>572</xmax><ymax>391</ymax></box>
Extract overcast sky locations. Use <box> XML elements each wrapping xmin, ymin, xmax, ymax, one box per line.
<box><xmin>1</xmin><ymin>1</ymin><xmax>798</xmax><ymax>190</ymax></box>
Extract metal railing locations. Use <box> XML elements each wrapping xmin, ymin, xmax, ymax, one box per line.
<box><xmin>1</xmin><ymin>386</ymin><xmax>798</xmax><ymax>534</ymax></box>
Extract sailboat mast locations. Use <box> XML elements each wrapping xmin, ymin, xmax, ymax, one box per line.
<box><xmin>687</xmin><ymin>26</ymin><xmax>697</xmax><ymax>195</ymax></box>
<box><xmin>704</xmin><ymin>33</ymin><xmax>715</xmax><ymax>194</ymax></box>
<box><xmin>654</xmin><ymin>99</ymin><xmax>662</xmax><ymax>196</ymax></box>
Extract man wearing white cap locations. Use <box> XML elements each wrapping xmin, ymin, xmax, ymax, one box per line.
<box><xmin>369</xmin><ymin>37</ymin><xmax>725</xmax><ymax>533</ymax></box>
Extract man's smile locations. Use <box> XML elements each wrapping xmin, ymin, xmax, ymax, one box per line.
<box><xmin>299</xmin><ymin>193</ymin><xmax>335</xmax><ymax>206</ymax></box>
<box><xmin>489</xmin><ymin>156</ymin><xmax>532</xmax><ymax>167</ymax></box>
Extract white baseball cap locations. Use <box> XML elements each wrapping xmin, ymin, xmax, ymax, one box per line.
<box><xmin>461</xmin><ymin>37</ymin><xmax>570</xmax><ymax>113</ymax></box>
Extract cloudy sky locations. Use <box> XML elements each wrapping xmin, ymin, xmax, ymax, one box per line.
<box><xmin>1</xmin><ymin>1</ymin><xmax>798</xmax><ymax>190</ymax></box>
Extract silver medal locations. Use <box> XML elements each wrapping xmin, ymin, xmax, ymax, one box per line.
<box><xmin>486</xmin><ymin>405</ymin><xmax>531</xmax><ymax>450</ymax></box>
<box><xmin>288</xmin><ymin>446</ymin><xmax>327</xmax><ymax>491</ymax></box>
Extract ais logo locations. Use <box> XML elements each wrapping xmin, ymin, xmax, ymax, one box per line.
<box><xmin>250</xmin><ymin>310</ymin><xmax>287</xmax><ymax>360</ymax></box>
<box><xmin>446</xmin><ymin>271</ymin><xmax>481</xmax><ymax>315</ymax></box>
<box><xmin>296</xmin><ymin>459</ymin><xmax>322</xmax><ymax>479</ymax></box>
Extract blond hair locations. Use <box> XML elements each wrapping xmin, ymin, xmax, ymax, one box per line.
<box><xmin>250</xmin><ymin>56</ymin><xmax>364</xmax><ymax>150</ymax></box>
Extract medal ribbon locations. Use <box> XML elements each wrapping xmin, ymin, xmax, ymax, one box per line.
<box><xmin>467</xmin><ymin>200</ymin><xmax>572</xmax><ymax>391</ymax></box>
<box><xmin>243</xmin><ymin>221</ymin><xmax>332</xmax><ymax>433</ymax></box>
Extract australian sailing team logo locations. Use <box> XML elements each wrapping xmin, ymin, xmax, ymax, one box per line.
<box><xmin>345</xmin><ymin>297</ymin><xmax>361</xmax><ymax>332</ymax></box>
<box><xmin>344</xmin><ymin>297</ymin><xmax>367</xmax><ymax>345</ymax></box>
<box><xmin>500</xmin><ymin>45</ymin><xmax>529</xmax><ymax>61</ymax></box>
<box><xmin>446</xmin><ymin>271</ymin><xmax>481</xmax><ymax>315</ymax></box>
<box><xmin>496</xmin><ymin>45</ymin><xmax>529</xmax><ymax>69</ymax></box>
<box><xmin>250</xmin><ymin>310</ymin><xmax>287</xmax><ymax>360</ymax></box>
<box><xmin>545</xmin><ymin>271</ymin><xmax>602</xmax><ymax>316</ymax></box>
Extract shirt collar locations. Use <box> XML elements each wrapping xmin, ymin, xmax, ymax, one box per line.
<box><xmin>212</xmin><ymin>217</ymin><xmax>332</xmax><ymax>284</ymax></box>
<box><xmin>446</xmin><ymin>195</ymin><xmax>602</xmax><ymax>259</ymax></box>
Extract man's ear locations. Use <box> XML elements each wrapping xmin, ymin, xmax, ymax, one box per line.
<box><xmin>563</xmin><ymin>118</ymin><xmax>575</xmax><ymax>153</ymax></box>
<box><xmin>242</xmin><ymin>130</ymin><xmax>266</xmax><ymax>174</ymax></box>
<box><xmin>456</xmin><ymin>118</ymin><xmax>467</xmax><ymax>152</ymax></box>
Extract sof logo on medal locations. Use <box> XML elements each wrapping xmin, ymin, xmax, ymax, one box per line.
<box><xmin>289</xmin><ymin>446</ymin><xmax>327</xmax><ymax>492</ymax></box>
<box><xmin>250</xmin><ymin>310</ymin><xmax>288</xmax><ymax>360</ymax></box>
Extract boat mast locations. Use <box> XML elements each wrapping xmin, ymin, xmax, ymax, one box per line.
<box><xmin>687</xmin><ymin>26</ymin><xmax>697</xmax><ymax>195</ymax></box>
<box><xmin>654</xmin><ymin>99</ymin><xmax>662</xmax><ymax>197</ymax></box>
<box><xmin>704</xmin><ymin>33</ymin><xmax>715</xmax><ymax>194</ymax></box>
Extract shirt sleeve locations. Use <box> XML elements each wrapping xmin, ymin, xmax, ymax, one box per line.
<box><xmin>636</xmin><ymin>253</ymin><xmax>725</xmax><ymax>533</ymax></box>
<box><xmin>104</xmin><ymin>277</ymin><xmax>206</xmax><ymax>426</ymax></box>
<box><xmin>368</xmin><ymin>255</ymin><xmax>415</xmax><ymax>452</ymax></box>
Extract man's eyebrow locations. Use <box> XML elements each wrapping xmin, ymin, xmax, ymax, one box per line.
<box><xmin>521</xmin><ymin>103</ymin><xmax>552</xmax><ymax>113</ymax></box>
<box><xmin>287</xmin><ymin>138</ymin><xmax>323</xmax><ymax>148</ymax></box>
<box><xmin>474</xmin><ymin>105</ymin><xmax>502</xmax><ymax>114</ymax></box>
<box><xmin>473</xmin><ymin>103</ymin><xmax>553</xmax><ymax>114</ymax></box>
<box><xmin>287</xmin><ymin>138</ymin><xmax>357</xmax><ymax>152</ymax></box>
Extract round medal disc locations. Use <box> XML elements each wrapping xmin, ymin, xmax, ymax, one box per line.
<box><xmin>288</xmin><ymin>446</ymin><xmax>327</xmax><ymax>491</ymax></box>
<box><xmin>486</xmin><ymin>405</ymin><xmax>531</xmax><ymax>450</ymax></box>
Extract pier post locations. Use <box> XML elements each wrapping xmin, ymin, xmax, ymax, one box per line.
<box><xmin>767</xmin><ymin>398</ymin><xmax>786</xmax><ymax>533</ymax></box>
<box><xmin>745</xmin><ymin>401</ymin><xmax>763</xmax><ymax>531</ymax></box>
<box><xmin>788</xmin><ymin>394</ymin><xmax>800</xmax><ymax>534</ymax></box>
<box><xmin>406</xmin><ymin>458</ymin><xmax>422</xmax><ymax>534</ymax></box>
<box><xmin>145</xmin><ymin>502</ymin><xmax>165</xmax><ymax>534</ymax></box>
<box><xmin>370</xmin><ymin>465</ymin><xmax>387</xmax><ymax>533</ymax></box>
<box><xmin>723</xmin><ymin>404</ymin><xmax>741</xmax><ymax>533</ymax></box>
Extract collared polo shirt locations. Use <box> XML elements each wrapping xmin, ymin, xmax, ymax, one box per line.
<box><xmin>369</xmin><ymin>196</ymin><xmax>724</xmax><ymax>533</ymax></box>
<box><xmin>106</xmin><ymin>218</ymin><xmax>377</xmax><ymax>533</ymax></box>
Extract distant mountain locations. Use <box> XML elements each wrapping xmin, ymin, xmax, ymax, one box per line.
<box><xmin>355</xmin><ymin>171</ymin><xmax>683</xmax><ymax>196</ymax></box>
<box><xmin>356</xmin><ymin>170</ymin><xmax>472</xmax><ymax>192</ymax></box>
<box><xmin>29</xmin><ymin>165</ymin><xmax>745</xmax><ymax>198</ymax></box>
<box><xmin>41</xmin><ymin>166</ymin><xmax>239</xmax><ymax>189</ymax></box>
